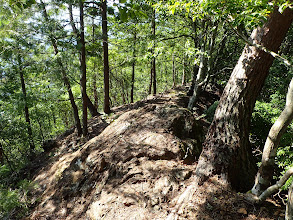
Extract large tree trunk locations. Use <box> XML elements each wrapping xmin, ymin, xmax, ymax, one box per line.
<box><xmin>102</xmin><ymin>0</ymin><xmax>111</xmax><ymax>114</ymax></box>
<box><xmin>252</xmin><ymin>78</ymin><xmax>293</xmax><ymax>195</ymax></box>
<box><xmin>195</xmin><ymin>8</ymin><xmax>293</xmax><ymax>191</ymax></box>
<box><xmin>18</xmin><ymin>55</ymin><xmax>35</xmax><ymax>154</ymax></box>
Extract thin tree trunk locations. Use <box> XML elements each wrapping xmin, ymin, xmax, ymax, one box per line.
<box><xmin>93</xmin><ymin>72</ymin><xmax>99</xmax><ymax>108</ymax></box>
<box><xmin>102</xmin><ymin>0</ymin><xmax>111</xmax><ymax>114</ymax></box>
<box><xmin>152</xmin><ymin>9</ymin><xmax>156</xmax><ymax>95</ymax></box>
<box><xmin>92</xmin><ymin>16</ymin><xmax>99</xmax><ymax>109</ymax></box>
<box><xmin>246</xmin><ymin>168</ymin><xmax>293</xmax><ymax>206</ymax></box>
<box><xmin>187</xmin><ymin>20</ymin><xmax>199</xmax><ymax>96</ymax></box>
<box><xmin>187</xmin><ymin>20</ymin><xmax>208</xmax><ymax>109</ymax></box>
<box><xmin>18</xmin><ymin>55</ymin><xmax>35</xmax><ymax>154</ymax></box>
<box><xmin>182</xmin><ymin>55</ymin><xmax>186</xmax><ymax>86</ymax></box>
<box><xmin>187</xmin><ymin>65</ymin><xmax>199</xmax><ymax>96</ymax></box>
<box><xmin>131</xmin><ymin>31</ymin><xmax>136</xmax><ymax>103</ymax></box>
<box><xmin>252</xmin><ymin>78</ymin><xmax>293</xmax><ymax>195</ymax></box>
<box><xmin>172</xmin><ymin>53</ymin><xmax>176</xmax><ymax>88</ymax></box>
<box><xmin>40</xmin><ymin>1</ymin><xmax>82</xmax><ymax>135</ymax></box>
<box><xmin>187</xmin><ymin>53</ymin><xmax>207</xmax><ymax>110</ymax></box>
<box><xmin>68</xmin><ymin>2</ymin><xmax>99</xmax><ymax>120</ymax></box>
<box><xmin>195</xmin><ymin>8</ymin><xmax>293</xmax><ymax>191</ymax></box>
<box><xmin>79</xmin><ymin>0</ymin><xmax>88</xmax><ymax>136</ymax></box>
<box><xmin>149</xmin><ymin>63</ymin><xmax>153</xmax><ymax>95</ymax></box>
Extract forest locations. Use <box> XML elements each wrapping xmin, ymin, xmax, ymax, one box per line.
<box><xmin>0</xmin><ymin>0</ymin><xmax>293</xmax><ymax>219</ymax></box>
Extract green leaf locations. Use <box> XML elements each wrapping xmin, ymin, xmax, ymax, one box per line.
<box><xmin>120</xmin><ymin>8</ymin><xmax>128</xmax><ymax>22</ymax></box>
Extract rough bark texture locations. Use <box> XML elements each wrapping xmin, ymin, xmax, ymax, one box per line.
<box><xmin>102</xmin><ymin>0</ymin><xmax>110</xmax><ymax>114</ymax></box>
<box><xmin>85</xmin><ymin>94</ymin><xmax>100</xmax><ymax>117</ymax></box>
<box><xmin>252</xmin><ymin>78</ymin><xmax>293</xmax><ymax>195</ymax></box>
<box><xmin>195</xmin><ymin>8</ymin><xmax>293</xmax><ymax>191</ymax></box>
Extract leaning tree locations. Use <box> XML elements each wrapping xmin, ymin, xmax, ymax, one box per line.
<box><xmin>195</xmin><ymin>6</ymin><xmax>293</xmax><ymax>191</ymax></box>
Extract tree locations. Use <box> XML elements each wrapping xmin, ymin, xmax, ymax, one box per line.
<box><xmin>102</xmin><ymin>0</ymin><xmax>111</xmax><ymax>114</ymax></box>
<box><xmin>130</xmin><ymin>30</ymin><xmax>136</xmax><ymax>103</ymax></box>
<box><xmin>151</xmin><ymin>9</ymin><xmax>156</xmax><ymax>95</ymax></box>
<box><xmin>195</xmin><ymin>7</ymin><xmax>293</xmax><ymax>191</ymax></box>
<box><xmin>39</xmin><ymin>0</ymin><xmax>83</xmax><ymax>136</ymax></box>
<box><xmin>17</xmin><ymin>54</ymin><xmax>35</xmax><ymax>155</ymax></box>
<box><xmin>252</xmin><ymin>78</ymin><xmax>293</xmax><ymax>195</ymax></box>
<box><xmin>79</xmin><ymin>0</ymin><xmax>88</xmax><ymax>136</ymax></box>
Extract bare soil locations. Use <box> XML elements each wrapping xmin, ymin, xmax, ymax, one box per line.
<box><xmin>22</xmin><ymin>86</ymin><xmax>285</xmax><ymax>220</ymax></box>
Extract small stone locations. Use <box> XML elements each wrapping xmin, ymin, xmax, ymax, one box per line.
<box><xmin>237</xmin><ymin>207</ymin><xmax>247</xmax><ymax>215</ymax></box>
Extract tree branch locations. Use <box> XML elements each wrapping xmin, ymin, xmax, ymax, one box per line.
<box><xmin>249</xmin><ymin>168</ymin><xmax>293</xmax><ymax>204</ymax></box>
<box><xmin>227</xmin><ymin>20</ymin><xmax>292</xmax><ymax>67</ymax></box>
<box><xmin>159</xmin><ymin>34</ymin><xmax>195</xmax><ymax>42</ymax></box>
<box><xmin>68</xmin><ymin>3</ymin><xmax>79</xmax><ymax>37</ymax></box>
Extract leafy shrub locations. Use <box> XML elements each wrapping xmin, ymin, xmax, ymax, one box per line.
<box><xmin>0</xmin><ymin>179</ymin><xmax>34</xmax><ymax>219</ymax></box>
<box><xmin>251</xmin><ymin>97</ymin><xmax>293</xmax><ymax>190</ymax></box>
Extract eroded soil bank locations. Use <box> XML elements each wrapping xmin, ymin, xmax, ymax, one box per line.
<box><xmin>23</xmin><ymin>87</ymin><xmax>285</xmax><ymax>220</ymax></box>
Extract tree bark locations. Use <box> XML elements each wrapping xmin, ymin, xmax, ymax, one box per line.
<box><xmin>195</xmin><ymin>8</ymin><xmax>293</xmax><ymax>191</ymax></box>
<box><xmin>92</xmin><ymin>19</ymin><xmax>99</xmax><ymax>109</ymax></box>
<box><xmin>102</xmin><ymin>0</ymin><xmax>111</xmax><ymax>114</ymax></box>
<box><xmin>18</xmin><ymin>55</ymin><xmax>35</xmax><ymax>154</ymax></box>
<box><xmin>149</xmin><ymin>63</ymin><xmax>153</xmax><ymax>95</ymax></box>
<box><xmin>252</xmin><ymin>78</ymin><xmax>293</xmax><ymax>195</ymax></box>
<box><xmin>79</xmin><ymin>0</ymin><xmax>88</xmax><ymax>136</ymax></box>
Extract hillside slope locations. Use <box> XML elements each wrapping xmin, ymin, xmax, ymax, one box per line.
<box><xmin>23</xmin><ymin>86</ymin><xmax>284</xmax><ymax>220</ymax></box>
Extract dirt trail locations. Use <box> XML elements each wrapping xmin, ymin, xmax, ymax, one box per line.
<box><xmin>24</xmin><ymin>86</ymin><xmax>284</xmax><ymax>220</ymax></box>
